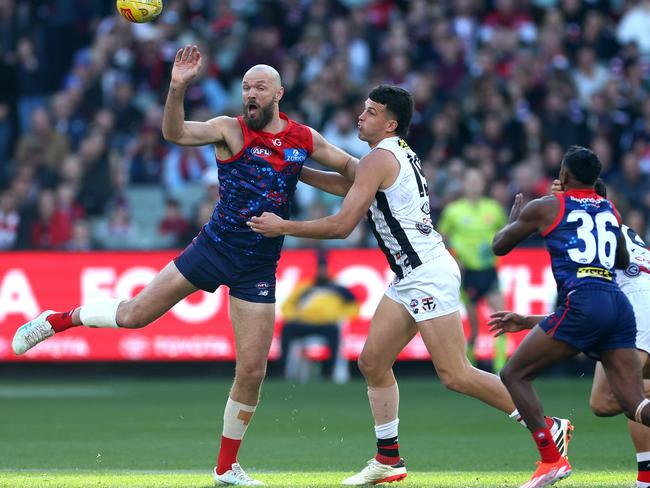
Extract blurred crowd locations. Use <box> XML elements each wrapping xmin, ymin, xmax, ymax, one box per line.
<box><xmin>1</xmin><ymin>0</ymin><xmax>650</xmax><ymax>251</ymax></box>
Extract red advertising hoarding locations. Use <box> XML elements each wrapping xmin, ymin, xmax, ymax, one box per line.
<box><xmin>0</xmin><ymin>249</ymin><xmax>555</xmax><ymax>362</ymax></box>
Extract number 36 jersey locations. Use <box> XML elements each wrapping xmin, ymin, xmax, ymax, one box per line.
<box><xmin>541</xmin><ymin>188</ymin><xmax>623</xmax><ymax>300</ymax></box>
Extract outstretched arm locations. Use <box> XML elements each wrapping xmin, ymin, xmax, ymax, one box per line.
<box><xmin>492</xmin><ymin>195</ymin><xmax>557</xmax><ymax>256</ymax></box>
<box><xmin>248</xmin><ymin>149</ymin><xmax>393</xmax><ymax>239</ymax></box>
<box><xmin>301</xmin><ymin>129</ymin><xmax>360</xmax><ymax>195</ymax></box>
<box><xmin>162</xmin><ymin>45</ymin><xmax>228</xmax><ymax>146</ymax></box>
<box><xmin>309</xmin><ymin>129</ymin><xmax>359</xmax><ymax>180</ymax></box>
<box><xmin>487</xmin><ymin>311</ymin><xmax>547</xmax><ymax>337</ymax></box>
<box><xmin>299</xmin><ymin>166</ymin><xmax>353</xmax><ymax>197</ymax></box>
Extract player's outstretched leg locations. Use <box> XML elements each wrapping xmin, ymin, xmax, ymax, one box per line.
<box><xmin>12</xmin><ymin>310</ymin><xmax>57</xmax><ymax>354</ymax></box>
<box><xmin>419</xmin><ymin>311</ymin><xmax>574</xmax><ymax>458</ymax></box>
<box><xmin>12</xmin><ymin>296</ymin><xmax>126</xmax><ymax>355</ymax></box>
<box><xmin>12</xmin><ymin>262</ymin><xmax>197</xmax><ymax>355</ymax></box>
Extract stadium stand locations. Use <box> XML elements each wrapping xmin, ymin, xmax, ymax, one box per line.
<box><xmin>0</xmin><ymin>0</ymin><xmax>649</xmax><ymax>250</ymax></box>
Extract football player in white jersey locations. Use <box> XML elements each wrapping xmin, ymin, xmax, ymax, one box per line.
<box><xmin>249</xmin><ymin>85</ymin><xmax>572</xmax><ymax>485</ymax></box>
<box><xmin>576</xmin><ymin>179</ymin><xmax>650</xmax><ymax>488</ymax></box>
<box><xmin>490</xmin><ymin>178</ymin><xmax>650</xmax><ymax>488</ymax></box>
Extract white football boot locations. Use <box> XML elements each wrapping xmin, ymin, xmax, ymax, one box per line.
<box><xmin>12</xmin><ymin>310</ymin><xmax>55</xmax><ymax>355</ymax></box>
<box><xmin>550</xmin><ymin>417</ymin><xmax>574</xmax><ymax>458</ymax></box>
<box><xmin>342</xmin><ymin>458</ymin><xmax>407</xmax><ymax>485</ymax></box>
<box><xmin>214</xmin><ymin>464</ymin><xmax>264</xmax><ymax>486</ymax></box>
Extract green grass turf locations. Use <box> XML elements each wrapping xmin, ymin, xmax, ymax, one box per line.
<box><xmin>0</xmin><ymin>377</ymin><xmax>635</xmax><ymax>487</ymax></box>
<box><xmin>0</xmin><ymin>471</ymin><xmax>633</xmax><ymax>487</ymax></box>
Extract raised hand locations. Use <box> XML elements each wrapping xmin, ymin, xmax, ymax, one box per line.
<box><xmin>550</xmin><ymin>179</ymin><xmax>564</xmax><ymax>194</ymax></box>
<box><xmin>171</xmin><ymin>44</ymin><xmax>202</xmax><ymax>87</ymax></box>
<box><xmin>508</xmin><ymin>193</ymin><xmax>523</xmax><ymax>223</ymax></box>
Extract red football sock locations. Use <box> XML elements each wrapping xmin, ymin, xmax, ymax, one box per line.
<box><xmin>375</xmin><ymin>436</ymin><xmax>400</xmax><ymax>465</ymax></box>
<box><xmin>46</xmin><ymin>309</ymin><xmax>78</xmax><ymax>333</ymax></box>
<box><xmin>638</xmin><ymin>453</ymin><xmax>650</xmax><ymax>484</ymax></box>
<box><xmin>532</xmin><ymin>428</ymin><xmax>561</xmax><ymax>463</ymax></box>
<box><xmin>216</xmin><ymin>436</ymin><xmax>242</xmax><ymax>475</ymax></box>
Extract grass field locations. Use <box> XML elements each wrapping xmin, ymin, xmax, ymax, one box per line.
<box><xmin>0</xmin><ymin>377</ymin><xmax>635</xmax><ymax>487</ymax></box>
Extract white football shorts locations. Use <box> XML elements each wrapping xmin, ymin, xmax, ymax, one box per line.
<box><xmin>385</xmin><ymin>250</ymin><xmax>461</xmax><ymax>322</ymax></box>
<box><xmin>626</xmin><ymin>289</ymin><xmax>650</xmax><ymax>354</ymax></box>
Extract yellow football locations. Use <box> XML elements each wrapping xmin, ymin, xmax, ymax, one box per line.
<box><xmin>116</xmin><ymin>0</ymin><xmax>162</xmax><ymax>23</ymax></box>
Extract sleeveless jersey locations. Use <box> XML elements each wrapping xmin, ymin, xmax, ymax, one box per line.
<box><xmin>204</xmin><ymin>113</ymin><xmax>313</xmax><ymax>259</ymax></box>
<box><xmin>367</xmin><ymin>136</ymin><xmax>445</xmax><ymax>279</ymax></box>
<box><xmin>541</xmin><ymin>188</ymin><xmax>623</xmax><ymax>300</ymax></box>
<box><xmin>616</xmin><ymin>224</ymin><xmax>650</xmax><ymax>293</ymax></box>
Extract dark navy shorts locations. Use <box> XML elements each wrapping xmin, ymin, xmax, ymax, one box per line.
<box><xmin>174</xmin><ymin>230</ymin><xmax>277</xmax><ymax>303</ymax></box>
<box><xmin>538</xmin><ymin>284</ymin><xmax>636</xmax><ymax>359</ymax></box>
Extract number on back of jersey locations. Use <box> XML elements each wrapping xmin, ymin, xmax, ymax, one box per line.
<box><xmin>566</xmin><ymin>209</ymin><xmax>619</xmax><ymax>268</ymax></box>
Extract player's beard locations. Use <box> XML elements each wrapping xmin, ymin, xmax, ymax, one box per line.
<box><xmin>243</xmin><ymin>101</ymin><xmax>274</xmax><ymax>131</ymax></box>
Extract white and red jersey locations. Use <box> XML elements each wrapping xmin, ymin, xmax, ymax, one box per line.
<box><xmin>616</xmin><ymin>224</ymin><xmax>650</xmax><ymax>293</ymax></box>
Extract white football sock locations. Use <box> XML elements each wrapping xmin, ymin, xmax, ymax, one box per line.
<box><xmin>375</xmin><ymin>418</ymin><xmax>399</xmax><ymax>440</ymax></box>
<box><xmin>79</xmin><ymin>299</ymin><xmax>123</xmax><ymax>328</ymax></box>
<box><xmin>637</xmin><ymin>452</ymin><xmax>650</xmax><ymax>463</ymax></box>
<box><xmin>222</xmin><ymin>397</ymin><xmax>256</xmax><ymax>440</ymax></box>
<box><xmin>509</xmin><ymin>408</ymin><xmax>527</xmax><ymax>427</ymax></box>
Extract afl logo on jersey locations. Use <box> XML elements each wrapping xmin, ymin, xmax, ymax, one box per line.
<box><xmin>625</xmin><ymin>263</ymin><xmax>641</xmax><ymax>277</ymax></box>
<box><xmin>251</xmin><ymin>146</ymin><xmax>272</xmax><ymax>158</ymax></box>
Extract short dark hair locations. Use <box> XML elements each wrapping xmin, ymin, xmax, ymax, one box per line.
<box><xmin>368</xmin><ymin>84</ymin><xmax>413</xmax><ymax>138</ymax></box>
<box><xmin>562</xmin><ymin>145</ymin><xmax>602</xmax><ymax>185</ymax></box>
<box><xmin>594</xmin><ymin>178</ymin><xmax>607</xmax><ymax>198</ymax></box>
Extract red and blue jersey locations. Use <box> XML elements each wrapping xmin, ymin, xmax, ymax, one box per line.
<box><xmin>203</xmin><ymin>113</ymin><xmax>313</xmax><ymax>260</ymax></box>
<box><xmin>541</xmin><ymin>188</ymin><xmax>623</xmax><ymax>300</ymax></box>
